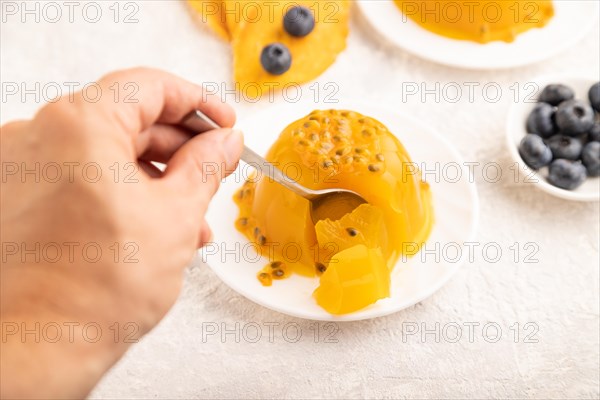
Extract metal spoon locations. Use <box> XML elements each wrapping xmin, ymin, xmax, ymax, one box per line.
<box><xmin>180</xmin><ymin>110</ymin><xmax>367</xmax><ymax>223</ymax></box>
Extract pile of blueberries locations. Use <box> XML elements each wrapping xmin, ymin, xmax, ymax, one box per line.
<box><xmin>519</xmin><ymin>82</ymin><xmax>600</xmax><ymax>190</ymax></box>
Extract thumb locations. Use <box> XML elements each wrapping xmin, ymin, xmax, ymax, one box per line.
<box><xmin>163</xmin><ymin>128</ymin><xmax>243</xmax><ymax>209</ymax></box>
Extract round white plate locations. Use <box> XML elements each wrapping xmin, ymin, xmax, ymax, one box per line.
<box><xmin>202</xmin><ymin>101</ymin><xmax>479</xmax><ymax>321</ymax></box>
<box><xmin>507</xmin><ymin>74</ymin><xmax>600</xmax><ymax>202</ymax></box>
<box><xmin>357</xmin><ymin>0</ymin><xmax>599</xmax><ymax>69</ymax></box>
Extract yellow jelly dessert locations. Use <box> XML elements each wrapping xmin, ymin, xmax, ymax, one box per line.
<box><xmin>234</xmin><ymin>110</ymin><xmax>434</xmax><ymax>314</ymax></box>
<box><xmin>395</xmin><ymin>0</ymin><xmax>554</xmax><ymax>43</ymax></box>
<box><xmin>188</xmin><ymin>1</ymin><xmax>350</xmax><ymax>96</ymax></box>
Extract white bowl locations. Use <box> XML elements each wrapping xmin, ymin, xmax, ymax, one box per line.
<box><xmin>201</xmin><ymin>101</ymin><xmax>479</xmax><ymax>321</ymax></box>
<box><xmin>506</xmin><ymin>74</ymin><xmax>600</xmax><ymax>202</ymax></box>
<box><xmin>357</xmin><ymin>0</ymin><xmax>599</xmax><ymax>70</ymax></box>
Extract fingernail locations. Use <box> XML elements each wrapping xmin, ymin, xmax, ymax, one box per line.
<box><xmin>224</xmin><ymin>129</ymin><xmax>243</xmax><ymax>167</ymax></box>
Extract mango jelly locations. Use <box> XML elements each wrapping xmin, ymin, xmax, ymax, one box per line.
<box><xmin>234</xmin><ymin>109</ymin><xmax>434</xmax><ymax>280</ymax></box>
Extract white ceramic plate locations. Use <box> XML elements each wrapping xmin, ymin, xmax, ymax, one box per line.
<box><xmin>357</xmin><ymin>0</ymin><xmax>599</xmax><ymax>69</ymax></box>
<box><xmin>201</xmin><ymin>101</ymin><xmax>479</xmax><ymax>321</ymax></box>
<box><xmin>507</xmin><ymin>75</ymin><xmax>600</xmax><ymax>202</ymax></box>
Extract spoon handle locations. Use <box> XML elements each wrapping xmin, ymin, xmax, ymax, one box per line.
<box><xmin>180</xmin><ymin>110</ymin><xmax>314</xmax><ymax>199</ymax></box>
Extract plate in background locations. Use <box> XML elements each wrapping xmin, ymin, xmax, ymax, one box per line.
<box><xmin>357</xmin><ymin>0</ymin><xmax>599</xmax><ymax>69</ymax></box>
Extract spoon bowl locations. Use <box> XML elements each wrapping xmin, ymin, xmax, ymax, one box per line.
<box><xmin>306</xmin><ymin>189</ymin><xmax>366</xmax><ymax>224</ymax></box>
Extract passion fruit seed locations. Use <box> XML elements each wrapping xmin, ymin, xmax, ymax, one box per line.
<box><xmin>354</xmin><ymin>147</ymin><xmax>364</xmax><ymax>154</ymax></box>
<box><xmin>337</xmin><ymin>128</ymin><xmax>350</xmax><ymax>137</ymax></box>
<box><xmin>320</xmin><ymin>143</ymin><xmax>334</xmax><ymax>152</ymax></box>
<box><xmin>258</xmin><ymin>272</ymin><xmax>272</xmax><ymax>286</ymax></box>
<box><xmin>309</xmin><ymin>133</ymin><xmax>319</xmax><ymax>142</ymax></box>
<box><xmin>239</xmin><ymin>217</ymin><xmax>248</xmax><ymax>226</ymax></box>
<box><xmin>270</xmin><ymin>261</ymin><xmax>283</xmax><ymax>269</ymax></box>
<box><xmin>362</xmin><ymin>129</ymin><xmax>373</xmax><ymax>137</ymax></box>
<box><xmin>358</xmin><ymin>118</ymin><xmax>365</xmax><ymax>123</ymax></box>
<box><xmin>298</xmin><ymin>139</ymin><xmax>309</xmax><ymax>146</ymax></box>
<box><xmin>321</xmin><ymin>159</ymin><xmax>334</xmax><ymax>169</ymax></box>
<box><xmin>254</xmin><ymin>227</ymin><xmax>260</xmax><ymax>238</ymax></box>
<box><xmin>346</xmin><ymin>227</ymin><xmax>358</xmax><ymax>237</ymax></box>
<box><xmin>333</xmin><ymin>135</ymin><xmax>342</xmax><ymax>142</ymax></box>
<box><xmin>272</xmin><ymin>268</ymin><xmax>285</xmax><ymax>278</ymax></box>
<box><xmin>316</xmin><ymin>262</ymin><xmax>327</xmax><ymax>273</ymax></box>
<box><xmin>303</xmin><ymin>120</ymin><xmax>320</xmax><ymax>129</ymax></box>
<box><xmin>368</xmin><ymin>164</ymin><xmax>381</xmax><ymax>172</ymax></box>
<box><xmin>376</xmin><ymin>153</ymin><xmax>385</xmax><ymax>162</ymax></box>
<box><xmin>258</xmin><ymin>235</ymin><xmax>267</xmax><ymax>246</ymax></box>
<box><xmin>354</xmin><ymin>156</ymin><xmax>366</xmax><ymax>164</ymax></box>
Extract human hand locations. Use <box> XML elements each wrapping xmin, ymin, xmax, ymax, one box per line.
<box><xmin>0</xmin><ymin>67</ymin><xmax>243</xmax><ymax>398</ymax></box>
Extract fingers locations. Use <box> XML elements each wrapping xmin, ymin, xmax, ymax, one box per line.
<box><xmin>39</xmin><ymin>68</ymin><xmax>235</xmax><ymax>160</ymax></box>
<box><xmin>1</xmin><ymin>120</ymin><xmax>29</xmax><ymax>134</ymax></box>
<box><xmin>162</xmin><ymin>128</ymin><xmax>243</xmax><ymax>212</ymax></box>
<box><xmin>0</xmin><ymin>120</ymin><xmax>29</xmax><ymax>144</ymax></box>
<box><xmin>138</xmin><ymin>160</ymin><xmax>164</xmax><ymax>178</ymax></box>
<box><xmin>136</xmin><ymin>124</ymin><xmax>193</xmax><ymax>163</ymax></box>
<box><xmin>31</xmin><ymin>68</ymin><xmax>237</xmax><ymax>166</ymax></box>
<box><xmin>93</xmin><ymin>67</ymin><xmax>235</xmax><ymax>136</ymax></box>
<box><xmin>198</xmin><ymin>219</ymin><xmax>213</xmax><ymax>248</ymax></box>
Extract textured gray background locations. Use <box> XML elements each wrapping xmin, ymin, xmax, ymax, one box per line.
<box><xmin>1</xmin><ymin>1</ymin><xmax>599</xmax><ymax>399</ymax></box>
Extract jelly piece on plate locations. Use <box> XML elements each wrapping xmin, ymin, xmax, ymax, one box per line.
<box><xmin>314</xmin><ymin>244</ymin><xmax>390</xmax><ymax>315</ymax></box>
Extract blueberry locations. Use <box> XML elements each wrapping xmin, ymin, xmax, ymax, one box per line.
<box><xmin>589</xmin><ymin>82</ymin><xmax>600</xmax><ymax>112</ymax></box>
<box><xmin>588</xmin><ymin>122</ymin><xmax>600</xmax><ymax>142</ymax></box>
<box><xmin>581</xmin><ymin>141</ymin><xmax>600</xmax><ymax>177</ymax></box>
<box><xmin>538</xmin><ymin>84</ymin><xmax>574</xmax><ymax>106</ymax></box>
<box><xmin>260</xmin><ymin>43</ymin><xmax>292</xmax><ymax>75</ymax></box>
<box><xmin>555</xmin><ymin>99</ymin><xmax>595</xmax><ymax>135</ymax></box>
<box><xmin>526</xmin><ymin>103</ymin><xmax>556</xmax><ymax>138</ymax></box>
<box><xmin>547</xmin><ymin>135</ymin><xmax>583</xmax><ymax>160</ymax></box>
<box><xmin>283</xmin><ymin>6</ymin><xmax>315</xmax><ymax>37</ymax></box>
<box><xmin>547</xmin><ymin>159</ymin><xmax>587</xmax><ymax>190</ymax></box>
<box><xmin>518</xmin><ymin>134</ymin><xmax>552</xmax><ymax>169</ymax></box>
